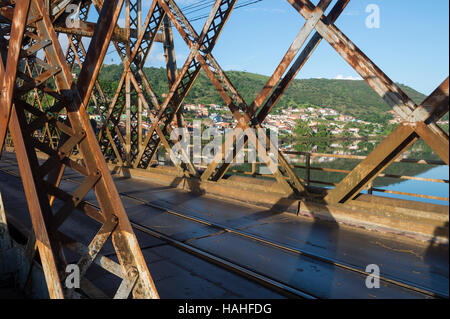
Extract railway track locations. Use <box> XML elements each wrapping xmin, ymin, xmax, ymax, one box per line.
<box><xmin>0</xmin><ymin>162</ymin><xmax>315</xmax><ymax>299</ymax></box>
<box><xmin>0</xmin><ymin>158</ymin><xmax>447</xmax><ymax>299</ymax></box>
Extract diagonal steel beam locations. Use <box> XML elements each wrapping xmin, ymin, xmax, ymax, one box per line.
<box><xmin>0</xmin><ymin>4</ymin><xmax>66</xmax><ymax>294</ymax></box>
<box><xmin>201</xmin><ymin>0</ymin><xmax>347</xmax><ymax>186</ymax></box>
<box><xmin>133</xmin><ymin>0</ymin><xmax>236</xmax><ymax>171</ymax></box>
<box><xmin>287</xmin><ymin>0</ymin><xmax>418</xmax><ymax>120</ymax></box>
<box><xmin>154</xmin><ymin>0</ymin><xmax>312</xmax><ymax>194</ymax></box>
<box><xmin>0</xmin><ymin>0</ymin><xmax>31</xmax><ymax>156</ymax></box>
<box><xmin>77</xmin><ymin>0</ymin><xmax>124</xmax><ymax>106</ymax></box>
<box><xmin>283</xmin><ymin>0</ymin><xmax>449</xmax><ymax>202</ymax></box>
<box><xmin>67</xmin><ymin>37</ymin><xmax>109</xmax><ymax>121</ymax></box>
<box><xmin>325</xmin><ymin>78</ymin><xmax>449</xmax><ymax>204</ymax></box>
<box><xmin>1</xmin><ymin>0</ymin><xmax>159</xmax><ymax>299</ymax></box>
<box><xmin>97</xmin><ymin>0</ymin><xmax>166</xmax><ymax>165</ymax></box>
<box><xmin>255</xmin><ymin>0</ymin><xmax>349</xmax><ymax>123</ymax></box>
<box><xmin>407</xmin><ymin>78</ymin><xmax>449</xmax><ymax>163</ymax></box>
<box><xmin>62</xmin><ymin>0</ymin><xmax>159</xmax><ymax>298</ymax></box>
<box><xmin>415</xmin><ymin>121</ymin><xmax>449</xmax><ymax>165</ymax></box>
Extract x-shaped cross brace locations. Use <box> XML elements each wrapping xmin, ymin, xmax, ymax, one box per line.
<box><xmin>278</xmin><ymin>0</ymin><xmax>449</xmax><ymax>203</ymax></box>
<box><xmin>134</xmin><ymin>0</ymin><xmax>316</xmax><ymax>194</ymax></box>
<box><xmin>0</xmin><ymin>0</ymin><xmax>30</xmax><ymax>156</ymax></box>
<box><xmin>1</xmin><ymin>0</ymin><xmax>159</xmax><ymax>298</ymax></box>
<box><xmin>132</xmin><ymin>0</ymin><xmax>237</xmax><ymax>175</ymax></box>
<box><xmin>325</xmin><ymin>78</ymin><xmax>449</xmax><ymax>204</ymax></box>
<box><xmin>200</xmin><ymin>0</ymin><xmax>448</xmax><ymax>200</ymax></box>
<box><xmin>96</xmin><ymin>1</ymin><xmax>171</xmax><ymax>163</ymax></box>
<box><xmin>66</xmin><ymin>33</ymin><xmax>110</xmax><ymax>123</ymax></box>
<box><xmin>199</xmin><ymin>0</ymin><xmax>351</xmax><ymax>196</ymax></box>
<box><xmin>93</xmin><ymin>0</ymin><xmax>196</xmax><ymax>175</ymax></box>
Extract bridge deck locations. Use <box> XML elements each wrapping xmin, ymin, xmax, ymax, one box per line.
<box><xmin>0</xmin><ymin>152</ymin><xmax>448</xmax><ymax>299</ymax></box>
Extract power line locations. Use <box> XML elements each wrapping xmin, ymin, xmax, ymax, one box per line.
<box><xmin>181</xmin><ymin>0</ymin><xmax>213</xmax><ymax>11</ymax></box>
<box><xmin>235</xmin><ymin>0</ymin><xmax>264</xmax><ymax>10</ymax></box>
<box><xmin>182</xmin><ymin>0</ymin><xmax>216</xmax><ymax>15</ymax></box>
<box><xmin>104</xmin><ymin>0</ymin><xmax>265</xmax><ymax>58</ymax></box>
<box><xmin>188</xmin><ymin>0</ymin><xmax>264</xmax><ymax>22</ymax></box>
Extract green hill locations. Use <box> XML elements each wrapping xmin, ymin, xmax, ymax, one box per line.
<box><xmin>94</xmin><ymin>65</ymin><xmax>427</xmax><ymax>124</ymax></box>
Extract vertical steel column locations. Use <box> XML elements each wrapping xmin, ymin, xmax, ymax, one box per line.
<box><xmin>162</xmin><ymin>15</ymin><xmax>183</xmax><ymax>128</ymax></box>
<box><xmin>137</xmin><ymin>0</ymin><xmax>143</xmax><ymax>154</ymax></box>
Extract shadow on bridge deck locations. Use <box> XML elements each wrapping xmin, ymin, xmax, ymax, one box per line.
<box><xmin>0</xmin><ymin>151</ymin><xmax>448</xmax><ymax>299</ymax></box>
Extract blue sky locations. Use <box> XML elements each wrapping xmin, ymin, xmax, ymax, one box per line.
<box><xmin>92</xmin><ymin>0</ymin><xmax>449</xmax><ymax>95</ymax></box>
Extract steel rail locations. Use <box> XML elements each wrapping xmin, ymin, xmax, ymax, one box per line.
<box><xmin>129</xmin><ymin>221</ymin><xmax>317</xmax><ymax>299</ymax></box>
<box><xmin>0</xmin><ymin>160</ymin><xmax>445</xmax><ymax>298</ymax></box>
<box><xmin>0</xmin><ymin>164</ymin><xmax>316</xmax><ymax>299</ymax></box>
<box><xmin>115</xmin><ymin>190</ymin><xmax>448</xmax><ymax>299</ymax></box>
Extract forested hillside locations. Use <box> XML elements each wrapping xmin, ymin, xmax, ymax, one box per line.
<box><xmin>91</xmin><ymin>64</ymin><xmax>427</xmax><ymax>124</ymax></box>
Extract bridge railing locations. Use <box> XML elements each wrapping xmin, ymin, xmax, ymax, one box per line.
<box><xmin>4</xmin><ymin>135</ymin><xmax>448</xmax><ymax>203</ymax></box>
<box><xmin>224</xmin><ymin>150</ymin><xmax>449</xmax><ymax>203</ymax></box>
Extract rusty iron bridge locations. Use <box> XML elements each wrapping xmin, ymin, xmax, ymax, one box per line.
<box><xmin>0</xmin><ymin>0</ymin><xmax>448</xmax><ymax>299</ymax></box>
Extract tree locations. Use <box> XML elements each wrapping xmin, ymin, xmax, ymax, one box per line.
<box><xmin>295</xmin><ymin>120</ymin><xmax>313</xmax><ymax>138</ymax></box>
<box><xmin>316</xmin><ymin>123</ymin><xmax>330</xmax><ymax>137</ymax></box>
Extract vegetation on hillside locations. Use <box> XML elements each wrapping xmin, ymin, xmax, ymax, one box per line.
<box><xmin>90</xmin><ymin>65</ymin><xmax>427</xmax><ymax>125</ymax></box>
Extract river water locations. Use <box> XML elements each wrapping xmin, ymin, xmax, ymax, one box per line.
<box><xmin>372</xmin><ymin>165</ymin><xmax>449</xmax><ymax>205</ymax></box>
<box><xmin>290</xmin><ymin>139</ymin><xmax>449</xmax><ymax>206</ymax></box>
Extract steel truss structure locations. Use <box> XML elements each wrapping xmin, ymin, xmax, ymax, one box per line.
<box><xmin>0</xmin><ymin>0</ymin><xmax>158</xmax><ymax>299</ymax></box>
<box><xmin>0</xmin><ymin>0</ymin><xmax>448</xmax><ymax>298</ymax></box>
